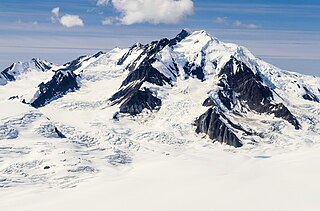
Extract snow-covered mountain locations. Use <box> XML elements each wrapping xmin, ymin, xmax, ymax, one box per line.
<box><xmin>0</xmin><ymin>29</ymin><xmax>320</xmax><ymax>194</ymax></box>
<box><xmin>0</xmin><ymin>58</ymin><xmax>55</xmax><ymax>85</ymax></box>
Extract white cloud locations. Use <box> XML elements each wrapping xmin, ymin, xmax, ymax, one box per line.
<box><xmin>16</xmin><ymin>19</ymin><xmax>39</xmax><ymax>26</ymax></box>
<box><xmin>102</xmin><ymin>17</ymin><xmax>117</xmax><ymax>25</ymax></box>
<box><xmin>214</xmin><ymin>17</ymin><xmax>227</xmax><ymax>24</ymax></box>
<box><xmin>247</xmin><ymin>23</ymin><xmax>259</xmax><ymax>29</ymax></box>
<box><xmin>51</xmin><ymin>7</ymin><xmax>60</xmax><ymax>23</ymax></box>
<box><xmin>51</xmin><ymin>7</ymin><xmax>84</xmax><ymax>28</ymax></box>
<box><xmin>110</xmin><ymin>0</ymin><xmax>194</xmax><ymax>25</ymax></box>
<box><xmin>97</xmin><ymin>0</ymin><xmax>109</xmax><ymax>6</ymax></box>
<box><xmin>234</xmin><ymin>20</ymin><xmax>259</xmax><ymax>29</ymax></box>
<box><xmin>59</xmin><ymin>14</ymin><xmax>84</xmax><ymax>28</ymax></box>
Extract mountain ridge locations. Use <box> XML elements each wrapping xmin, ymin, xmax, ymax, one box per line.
<box><xmin>1</xmin><ymin>29</ymin><xmax>319</xmax><ymax>148</ymax></box>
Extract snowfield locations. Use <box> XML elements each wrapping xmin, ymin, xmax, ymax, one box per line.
<box><xmin>0</xmin><ymin>30</ymin><xmax>320</xmax><ymax>211</ymax></box>
<box><xmin>1</xmin><ymin>145</ymin><xmax>320</xmax><ymax>211</ymax></box>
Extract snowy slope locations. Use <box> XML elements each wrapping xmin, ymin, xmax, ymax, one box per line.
<box><xmin>0</xmin><ymin>29</ymin><xmax>320</xmax><ymax>211</ymax></box>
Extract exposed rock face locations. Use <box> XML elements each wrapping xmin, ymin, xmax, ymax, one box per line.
<box><xmin>30</xmin><ymin>70</ymin><xmax>79</xmax><ymax>108</ymax></box>
<box><xmin>118</xmin><ymin>30</ymin><xmax>190</xmax><ymax>78</ymax></box>
<box><xmin>183</xmin><ymin>51</ymin><xmax>206</xmax><ymax>81</ymax></box>
<box><xmin>59</xmin><ymin>51</ymin><xmax>103</xmax><ymax>72</ymax></box>
<box><xmin>302</xmin><ymin>86</ymin><xmax>319</xmax><ymax>102</ymax></box>
<box><xmin>110</xmin><ymin>30</ymin><xmax>191</xmax><ymax>115</ymax></box>
<box><xmin>195</xmin><ymin>107</ymin><xmax>243</xmax><ymax>148</ymax></box>
<box><xmin>61</xmin><ymin>56</ymin><xmax>88</xmax><ymax>72</ymax></box>
<box><xmin>117</xmin><ymin>43</ymin><xmax>144</xmax><ymax>66</ymax></box>
<box><xmin>121</xmin><ymin>61</ymin><xmax>172</xmax><ymax>87</ymax></box>
<box><xmin>0</xmin><ymin>64</ymin><xmax>16</xmax><ymax>81</ymax></box>
<box><xmin>217</xmin><ymin>57</ymin><xmax>301</xmax><ymax>129</ymax></box>
<box><xmin>202</xmin><ymin>97</ymin><xmax>214</xmax><ymax>107</ymax></box>
<box><xmin>119</xmin><ymin>88</ymin><xmax>161</xmax><ymax>115</ymax></box>
<box><xmin>168</xmin><ymin>29</ymin><xmax>191</xmax><ymax>46</ymax></box>
<box><xmin>31</xmin><ymin>58</ymin><xmax>53</xmax><ymax>72</ymax></box>
<box><xmin>110</xmin><ymin>81</ymin><xmax>162</xmax><ymax>116</ymax></box>
<box><xmin>54</xmin><ymin>127</ymin><xmax>66</xmax><ymax>138</ymax></box>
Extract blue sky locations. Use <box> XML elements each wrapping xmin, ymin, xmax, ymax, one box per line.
<box><xmin>0</xmin><ymin>0</ymin><xmax>319</xmax><ymax>76</ymax></box>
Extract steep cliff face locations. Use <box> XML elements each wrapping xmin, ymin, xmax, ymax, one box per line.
<box><xmin>216</xmin><ymin>57</ymin><xmax>301</xmax><ymax>129</ymax></box>
<box><xmin>302</xmin><ymin>86</ymin><xmax>319</xmax><ymax>102</ymax></box>
<box><xmin>195</xmin><ymin>107</ymin><xmax>244</xmax><ymax>148</ymax></box>
<box><xmin>119</xmin><ymin>88</ymin><xmax>162</xmax><ymax>115</ymax></box>
<box><xmin>59</xmin><ymin>51</ymin><xmax>104</xmax><ymax>72</ymax></box>
<box><xmin>108</xmin><ymin>30</ymin><xmax>190</xmax><ymax>115</ymax></box>
<box><xmin>29</xmin><ymin>70</ymin><xmax>79</xmax><ymax>108</ymax></box>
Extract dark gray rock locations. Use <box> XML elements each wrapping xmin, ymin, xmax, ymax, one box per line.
<box><xmin>55</xmin><ymin>127</ymin><xmax>66</xmax><ymax>138</ymax></box>
<box><xmin>30</xmin><ymin>70</ymin><xmax>79</xmax><ymax>108</ymax></box>
<box><xmin>183</xmin><ymin>51</ymin><xmax>206</xmax><ymax>81</ymax></box>
<box><xmin>117</xmin><ymin>43</ymin><xmax>144</xmax><ymax>66</ymax></box>
<box><xmin>111</xmin><ymin>83</ymin><xmax>161</xmax><ymax>116</ymax></box>
<box><xmin>59</xmin><ymin>55</ymin><xmax>88</xmax><ymax>72</ymax></box>
<box><xmin>110</xmin><ymin>30</ymin><xmax>191</xmax><ymax>115</ymax></box>
<box><xmin>59</xmin><ymin>52</ymin><xmax>103</xmax><ymax>72</ymax></box>
<box><xmin>202</xmin><ymin>97</ymin><xmax>214</xmax><ymax>107</ymax></box>
<box><xmin>0</xmin><ymin>64</ymin><xmax>16</xmax><ymax>81</ymax></box>
<box><xmin>119</xmin><ymin>88</ymin><xmax>161</xmax><ymax>115</ymax></box>
<box><xmin>31</xmin><ymin>58</ymin><xmax>53</xmax><ymax>72</ymax></box>
<box><xmin>110</xmin><ymin>63</ymin><xmax>165</xmax><ymax>115</ymax></box>
<box><xmin>121</xmin><ymin>61</ymin><xmax>172</xmax><ymax>87</ymax></box>
<box><xmin>118</xmin><ymin>29</ymin><xmax>189</xmax><ymax>76</ymax></box>
<box><xmin>302</xmin><ymin>86</ymin><xmax>319</xmax><ymax>102</ymax></box>
<box><xmin>195</xmin><ymin>107</ymin><xmax>243</xmax><ymax>148</ymax></box>
<box><xmin>168</xmin><ymin>29</ymin><xmax>191</xmax><ymax>46</ymax></box>
<box><xmin>218</xmin><ymin>57</ymin><xmax>301</xmax><ymax>129</ymax></box>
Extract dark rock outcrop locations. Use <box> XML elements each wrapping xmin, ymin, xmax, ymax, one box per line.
<box><xmin>1</xmin><ymin>64</ymin><xmax>16</xmax><ymax>81</ymax></box>
<box><xmin>111</xmin><ymin>58</ymin><xmax>169</xmax><ymax>115</ymax></box>
<box><xmin>110</xmin><ymin>30</ymin><xmax>191</xmax><ymax>115</ymax></box>
<box><xmin>110</xmin><ymin>80</ymin><xmax>161</xmax><ymax>116</ymax></box>
<box><xmin>195</xmin><ymin>107</ymin><xmax>243</xmax><ymax>148</ymax></box>
<box><xmin>302</xmin><ymin>86</ymin><xmax>319</xmax><ymax>102</ymax></box>
<box><xmin>168</xmin><ymin>29</ymin><xmax>191</xmax><ymax>46</ymax></box>
<box><xmin>31</xmin><ymin>58</ymin><xmax>53</xmax><ymax>72</ymax></box>
<box><xmin>118</xmin><ymin>29</ymin><xmax>190</xmax><ymax>76</ymax></box>
<box><xmin>117</xmin><ymin>43</ymin><xmax>144</xmax><ymax>66</ymax></box>
<box><xmin>59</xmin><ymin>52</ymin><xmax>103</xmax><ymax>72</ymax></box>
<box><xmin>218</xmin><ymin>57</ymin><xmax>301</xmax><ymax>129</ymax></box>
<box><xmin>202</xmin><ymin>97</ymin><xmax>214</xmax><ymax>107</ymax></box>
<box><xmin>183</xmin><ymin>51</ymin><xmax>206</xmax><ymax>81</ymax></box>
<box><xmin>121</xmin><ymin>62</ymin><xmax>172</xmax><ymax>87</ymax></box>
<box><xmin>119</xmin><ymin>88</ymin><xmax>161</xmax><ymax>115</ymax></box>
<box><xmin>30</xmin><ymin>70</ymin><xmax>79</xmax><ymax>108</ymax></box>
<box><xmin>54</xmin><ymin>127</ymin><xmax>66</xmax><ymax>138</ymax></box>
<box><xmin>60</xmin><ymin>56</ymin><xmax>88</xmax><ymax>72</ymax></box>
